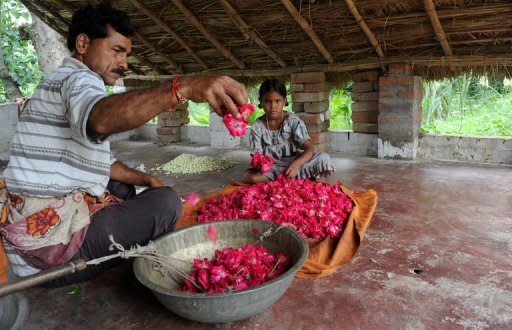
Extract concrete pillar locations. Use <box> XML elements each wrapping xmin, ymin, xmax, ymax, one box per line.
<box><xmin>378</xmin><ymin>64</ymin><xmax>423</xmax><ymax>159</ymax></box>
<box><xmin>156</xmin><ymin>103</ymin><xmax>189</xmax><ymax>145</ymax></box>
<box><xmin>291</xmin><ymin>72</ymin><xmax>329</xmax><ymax>152</ymax></box>
<box><xmin>351</xmin><ymin>70</ymin><xmax>379</xmax><ymax>133</ymax></box>
<box><xmin>209</xmin><ymin>110</ymin><xmax>241</xmax><ymax>148</ymax></box>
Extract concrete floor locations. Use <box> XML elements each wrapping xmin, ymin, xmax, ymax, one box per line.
<box><xmin>5</xmin><ymin>140</ymin><xmax>512</xmax><ymax>329</ymax></box>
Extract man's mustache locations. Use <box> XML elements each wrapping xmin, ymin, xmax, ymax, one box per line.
<box><xmin>111</xmin><ymin>67</ymin><xmax>126</xmax><ymax>76</ymax></box>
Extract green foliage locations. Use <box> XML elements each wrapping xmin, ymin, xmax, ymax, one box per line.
<box><xmin>422</xmin><ymin>74</ymin><xmax>512</xmax><ymax>137</ymax></box>
<box><xmin>0</xmin><ymin>0</ymin><xmax>43</xmax><ymax>103</ymax></box>
<box><xmin>328</xmin><ymin>85</ymin><xmax>352</xmax><ymax>131</ymax></box>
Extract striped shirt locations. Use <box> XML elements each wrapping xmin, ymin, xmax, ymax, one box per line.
<box><xmin>3</xmin><ymin>57</ymin><xmax>115</xmax><ymax>197</ymax></box>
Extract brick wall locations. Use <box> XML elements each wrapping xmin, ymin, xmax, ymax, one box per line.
<box><xmin>156</xmin><ymin>103</ymin><xmax>189</xmax><ymax>145</ymax></box>
<box><xmin>351</xmin><ymin>70</ymin><xmax>379</xmax><ymax>133</ymax></box>
<box><xmin>291</xmin><ymin>72</ymin><xmax>329</xmax><ymax>152</ymax></box>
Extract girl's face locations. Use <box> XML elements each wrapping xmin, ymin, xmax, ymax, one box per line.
<box><xmin>261</xmin><ymin>91</ymin><xmax>286</xmax><ymax>120</ymax></box>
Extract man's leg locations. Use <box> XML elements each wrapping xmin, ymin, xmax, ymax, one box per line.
<box><xmin>43</xmin><ymin>186</ymin><xmax>182</xmax><ymax>287</ymax></box>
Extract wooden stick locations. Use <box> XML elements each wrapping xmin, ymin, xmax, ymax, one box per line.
<box><xmin>129</xmin><ymin>0</ymin><xmax>208</xmax><ymax>70</ymax></box>
<box><xmin>130</xmin><ymin>53</ymin><xmax>167</xmax><ymax>75</ymax></box>
<box><xmin>280</xmin><ymin>0</ymin><xmax>334</xmax><ymax>64</ymax></box>
<box><xmin>171</xmin><ymin>0</ymin><xmax>245</xmax><ymax>69</ymax></box>
<box><xmin>344</xmin><ymin>0</ymin><xmax>384</xmax><ymax>59</ymax></box>
<box><xmin>218</xmin><ymin>0</ymin><xmax>286</xmax><ymax>68</ymax></box>
<box><xmin>424</xmin><ymin>0</ymin><xmax>453</xmax><ymax>56</ymax></box>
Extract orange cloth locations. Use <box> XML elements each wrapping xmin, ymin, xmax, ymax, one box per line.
<box><xmin>177</xmin><ymin>181</ymin><xmax>378</xmax><ymax>279</ymax></box>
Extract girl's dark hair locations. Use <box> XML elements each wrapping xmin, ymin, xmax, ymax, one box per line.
<box><xmin>67</xmin><ymin>4</ymin><xmax>134</xmax><ymax>51</ymax></box>
<box><xmin>258</xmin><ymin>79</ymin><xmax>288</xmax><ymax>107</ymax></box>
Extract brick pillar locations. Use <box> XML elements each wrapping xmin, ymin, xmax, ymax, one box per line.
<box><xmin>209</xmin><ymin>110</ymin><xmax>241</xmax><ymax>148</ymax></box>
<box><xmin>378</xmin><ymin>64</ymin><xmax>423</xmax><ymax>159</ymax></box>
<box><xmin>351</xmin><ymin>70</ymin><xmax>379</xmax><ymax>133</ymax></box>
<box><xmin>291</xmin><ymin>72</ymin><xmax>329</xmax><ymax>152</ymax></box>
<box><xmin>156</xmin><ymin>103</ymin><xmax>189</xmax><ymax>145</ymax></box>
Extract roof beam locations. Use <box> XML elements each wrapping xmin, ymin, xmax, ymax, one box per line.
<box><xmin>424</xmin><ymin>0</ymin><xmax>453</xmax><ymax>56</ymax></box>
<box><xmin>218</xmin><ymin>0</ymin><xmax>286</xmax><ymax>68</ymax></box>
<box><xmin>133</xmin><ymin>31</ymin><xmax>181</xmax><ymax>73</ymax></box>
<box><xmin>280</xmin><ymin>0</ymin><xmax>334</xmax><ymax>64</ymax></box>
<box><xmin>170</xmin><ymin>0</ymin><xmax>245</xmax><ymax>69</ymax></box>
<box><xmin>344</xmin><ymin>0</ymin><xmax>384</xmax><ymax>59</ymax></box>
<box><xmin>129</xmin><ymin>0</ymin><xmax>208</xmax><ymax>70</ymax></box>
<box><xmin>126</xmin><ymin>56</ymin><xmax>512</xmax><ymax>78</ymax></box>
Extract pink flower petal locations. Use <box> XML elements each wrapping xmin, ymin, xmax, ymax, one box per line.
<box><xmin>186</xmin><ymin>192</ymin><xmax>200</xmax><ymax>206</ymax></box>
<box><xmin>207</xmin><ymin>223</ymin><xmax>218</xmax><ymax>243</ymax></box>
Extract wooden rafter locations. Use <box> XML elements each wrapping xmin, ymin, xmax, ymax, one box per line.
<box><xmin>424</xmin><ymin>0</ymin><xmax>453</xmax><ymax>56</ymax></box>
<box><xmin>344</xmin><ymin>0</ymin><xmax>384</xmax><ymax>59</ymax></box>
<box><xmin>127</xmin><ymin>55</ymin><xmax>512</xmax><ymax>78</ymax></box>
<box><xmin>280</xmin><ymin>0</ymin><xmax>334</xmax><ymax>64</ymax></box>
<box><xmin>128</xmin><ymin>0</ymin><xmax>208</xmax><ymax>70</ymax></box>
<box><xmin>133</xmin><ymin>31</ymin><xmax>181</xmax><ymax>72</ymax></box>
<box><xmin>171</xmin><ymin>0</ymin><xmax>245</xmax><ymax>69</ymax></box>
<box><xmin>218</xmin><ymin>0</ymin><xmax>286</xmax><ymax>68</ymax></box>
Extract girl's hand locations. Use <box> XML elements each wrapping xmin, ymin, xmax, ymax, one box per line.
<box><xmin>284</xmin><ymin>162</ymin><xmax>301</xmax><ymax>178</ymax></box>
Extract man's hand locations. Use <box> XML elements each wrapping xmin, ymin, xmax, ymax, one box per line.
<box><xmin>180</xmin><ymin>76</ymin><xmax>248</xmax><ymax>118</ymax></box>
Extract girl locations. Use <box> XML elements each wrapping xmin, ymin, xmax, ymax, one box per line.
<box><xmin>245</xmin><ymin>79</ymin><xmax>335</xmax><ymax>183</ymax></box>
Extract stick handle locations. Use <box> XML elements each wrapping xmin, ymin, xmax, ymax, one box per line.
<box><xmin>0</xmin><ymin>259</ymin><xmax>87</xmax><ymax>297</ymax></box>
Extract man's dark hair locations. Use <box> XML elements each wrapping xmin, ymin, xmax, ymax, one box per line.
<box><xmin>67</xmin><ymin>4</ymin><xmax>134</xmax><ymax>51</ymax></box>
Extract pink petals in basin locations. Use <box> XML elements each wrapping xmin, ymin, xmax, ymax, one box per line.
<box><xmin>181</xmin><ymin>244</ymin><xmax>290</xmax><ymax>294</ymax></box>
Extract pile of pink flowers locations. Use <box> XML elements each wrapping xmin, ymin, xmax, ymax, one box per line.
<box><xmin>198</xmin><ymin>175</ymin><xmax>354</xmax><ymax>240</ymax></box>
<box><xmin>222</xmin><ymin>104</ymin><xmax>255</xmax><ymax>136</ymax></box>
<box><xmin>250</xmin><ymin>152</ymin><xmax>274</xmax><ymax>173</ymax></box>
<box><xmin>181</xmin><ymin>244</ymin><xmax>290</xmax><ymax>294</ymax></box>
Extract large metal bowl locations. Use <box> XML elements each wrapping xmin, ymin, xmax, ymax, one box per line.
<box><xmin>133</xmin><ymin>220</ymin><xmax>308</xmax><ymax>323</ymax></box>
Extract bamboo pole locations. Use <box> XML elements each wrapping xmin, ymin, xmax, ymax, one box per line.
<box><xmin>129</xmin><ymin>0</ymin><xmax>208</xmax><ymax>70</ymax></box>
<box><xmin>424</xmin><ymin>0</ymin><xmax>453</xmax><ymax>56</ymax></box>
<box><xmin>218</xmin><ymin>0</ymin><xmax>286</xmax><ymax>68</ymax></box>
<box><xmin>133</xmin><ymin>31</ymin><xmax>181</xmax><ymax>73</ymax></box>
<box><xmin>171</xmin><ymin>0</ymin><xmax>245</xmax><ymax>69</ymax></box>
<box><xmin>124</xmin><ymin>55</ymin><xmax>512</xmax><ymax>78</ymax></box>
<box><xmin>344</xmin><ymin>0</ymin><xmax>384</xmax><ymax>59</ymax></box>
<box><xmin>280</xmin><ymin>0</ymin><xmax>334</xmax><ymax>64</ymax></box>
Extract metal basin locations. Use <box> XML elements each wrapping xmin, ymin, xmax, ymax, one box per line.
<box><xmin>133</xmin><ymin>220</ymin><xmax>308</xmax><ymax>323</ymax></box>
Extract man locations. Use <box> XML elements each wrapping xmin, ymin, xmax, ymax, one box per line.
<box><xmin>0</xmin><ymin>4</ymin><xmax>248</xmax><ymax>286</ymax></box>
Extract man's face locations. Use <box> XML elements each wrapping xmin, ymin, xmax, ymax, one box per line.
<box><xmin>79</xmin><ymin>25</ymin><xmax>132</xmax><ymax>85</ymax></box>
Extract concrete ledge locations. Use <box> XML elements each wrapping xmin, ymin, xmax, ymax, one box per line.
<box><xmin>329</xmin><ymin>131</ymin><xmax>377</xmax><ymax>156</ymax></box>
<box><xmin>417</xmin><ymin>134</ymin><xmax>512</xmax><ymax>164</ymax></box>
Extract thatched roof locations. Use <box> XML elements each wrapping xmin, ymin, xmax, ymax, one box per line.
<box><xmin>21</xmin><ymin>0</ymin><xmax>512</xmax><ymax>83</ymax></box>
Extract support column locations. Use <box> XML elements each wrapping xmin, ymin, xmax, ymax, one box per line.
<box><xmin>291</xmin><ymin>72</ymin><xmax>329</xmax><ymax>152</ymax></box>
<box><xmin>352</xmin><ymin>70</ymin><xmax>379</xmax><ymax>133</ymax></box>
<box><xmin>378</xmin><ymin>64</ymin><xmax>423</xmax><ymax>159</ymax></box>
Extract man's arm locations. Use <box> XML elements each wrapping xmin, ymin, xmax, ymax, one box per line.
<box><xmin>87</xmin><ymin>76</ymin><xmax>247</xmax><ymax>137</ymax></box>
<box><xmin>110</xmin><ymin>161</ymin><xmax>164</xmax><ymax>188</ymax></box>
